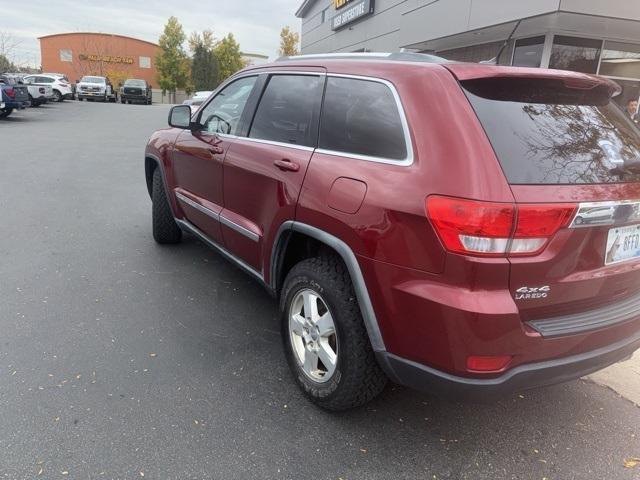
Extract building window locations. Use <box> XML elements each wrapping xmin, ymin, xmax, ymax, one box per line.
<box><xmin>59</xmin><ymin>49</ymin><xmax>72</xmax><ymax>62</ymax></box>
<box><xmin>512</xmin><ymin>36</ymin><xmax>545</xmax><ymax>68</ymax></box>
<box><xmin>321</xmin><ymin>7</ymin><xmax>329</xmax><ymax>23</ymax></box>
<box><xmin>549</xmin><ymin>35</ymin><xmax>602</xmax><ymax>74</ymax></box>
<box><xmin>139</xmin><ymin>56</ymin><xmax>151</xmax><ymax>69</ymax></box>
<box><xmin>599</xmin><ymin>41</ymin><xmax>640</xmax><ymax>79</ymax></box>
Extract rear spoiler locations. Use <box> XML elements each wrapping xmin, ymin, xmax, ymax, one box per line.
<box><xmin>445</xmin><ymin>64</ymin><xmax>621</xmax><ymax>104</ymax></box>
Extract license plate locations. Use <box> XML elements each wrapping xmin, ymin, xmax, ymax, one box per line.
<box><xmin>605</xmin><ymin>224</ymin><xmax>640</xmax><ymax>265</ymax></box>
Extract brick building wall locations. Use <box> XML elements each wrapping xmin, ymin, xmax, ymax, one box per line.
<box><xmin>39</xmin><ymin>33</ymin><xmax>160</xmax><ymax>86</ymax></box>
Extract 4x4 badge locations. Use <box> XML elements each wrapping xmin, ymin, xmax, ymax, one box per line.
<box><xmin>515</xmin><ymin>285</ymin><xmax>550</xmax><ymax>300</ymax></box>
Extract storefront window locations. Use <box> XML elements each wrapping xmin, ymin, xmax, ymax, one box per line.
<box><xmin>599</xmin><ymin>41</ymin><xmax>640</xmax><ymax>79</ymax></box>
<box><xmin>512</xmin><ymin>36</ymin><xmax>545</xmax><ymax>68</ymax></box>
<box><xmin>549</xmin><ymin>35</ymin><xmax>602</xmax><ymax>73</ymax></box>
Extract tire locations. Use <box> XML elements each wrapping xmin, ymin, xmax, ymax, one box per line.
<box><xmin>0</xmin><ymin>108</ymin><xmax>13</xmax><ymax>118</ymax></box>
<box><xmin>281</xmin><ymin>256</ymin><xmax>387</xmax><ymax>411</ymax></box>
<box><xmin>152</xmin><ymin>168</ymin><xmax>182</xmax><ymax>244</ymax></box>
<box><xmin>52</xmin><ymin>90</ymin><xmax>62</xmax><ymax>102</ymax></box>
<box><xmin>121</xmin><ymin>98</ymin><xmax>126</xmax><ymax>104</ymax></box>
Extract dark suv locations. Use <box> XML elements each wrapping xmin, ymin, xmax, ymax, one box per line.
<box><xmin>144</xmin><ymin>53</ymin><xmax>640</xmax><ymax>410</ymax></box>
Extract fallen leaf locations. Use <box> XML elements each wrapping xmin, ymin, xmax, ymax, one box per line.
<box><xmin>360</xmin><ymin>448</ymin><xmax>367</xmax><ymax>453</ymax></box>
<box><xmin>149</xmin><ymin>353</ymin><xmax>157</xmax><ymax>357</ymax></box>
<box><xmin>37</xmin><ymin>467</ymin><xmax>43</xmax><ymax>475</ymax></box>
<box><xmin>624</xmin><ymin>458</ymin><xmax>640</xmax><ymax>468</ymax></box>
<box><xmin>194</xmin><ymin>420</ymin><xmax>199</xmax><ymax>425</ymax></box>
<box><xmin>62</xmin><ymin>471</ymin><xmax>69</xmax><ymax>476</ymax></box>
<box><xmin>140</xmin><ymin>472</ymin><xmax>145</xmax><ymax>477</ymax></box>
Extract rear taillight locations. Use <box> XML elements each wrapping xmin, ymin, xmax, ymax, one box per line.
<box><xmin>5</xmin><ymin>87</ymin><xmax>15</xmax><ymax>98</ymax></box>
<box><xmin>426</xmin><ymin>196</ymin><xmax>576</xmax><ymax>257</ymax></box>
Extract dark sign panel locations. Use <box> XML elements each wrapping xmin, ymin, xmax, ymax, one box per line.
<box><xmin>331</xmin><ymin>0</ymin><xmax>374</xmax><ymax>30</ymax></box>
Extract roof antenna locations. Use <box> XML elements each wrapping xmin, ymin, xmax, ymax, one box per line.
<box><xmin>481</xmin><ymin>19</ymin><xmax>521</xmax><ymax>64</ymax></box>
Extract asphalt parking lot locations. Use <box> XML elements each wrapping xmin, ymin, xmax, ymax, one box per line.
<box><xmin>1</xmin><ymin>101</ymin><xmax>639</xmax><ymax>480</ymax></box>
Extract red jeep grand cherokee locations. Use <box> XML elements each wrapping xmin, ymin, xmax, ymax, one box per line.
<box><xmin>144</xmin><ymin>53</ymin><xmax>640</xmax><ymax>410</ymax></box>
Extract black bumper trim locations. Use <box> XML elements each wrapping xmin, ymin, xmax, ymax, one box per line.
<box><xmin>527</xmin><ymin>291</ymin><xmax>640</xmax><ymax>337</ymax></box>
<box><xmin>377</xmin><ymin>330</ymin><xmax>640</xmax><ymax>399</ymax></box>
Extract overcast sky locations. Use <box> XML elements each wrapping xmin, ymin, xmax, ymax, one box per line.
<box><xmin>3</xmin><ymin>0</ymin><xmax>302</xmax><ymax>66</ymax></box>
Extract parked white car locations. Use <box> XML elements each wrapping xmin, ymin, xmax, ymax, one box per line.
<box><xmin>19</xmin><ymin>75</ymin><xmax>54</xmax><ymax>106</ymax></box>
<box><xmin>183</xmin><ymin>91</ymin><xmax>213</xmax><ymax>114</ymax></box>
<box><xmin>23</xmin><ymin>74</ymin><xmax>74</xmax><ymax>102</ymax></box>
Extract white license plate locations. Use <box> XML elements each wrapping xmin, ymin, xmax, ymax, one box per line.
<box><xmin>605</xmin><ymin>224</ymin><xmax>640</xmax><ymax>265</ymax></box>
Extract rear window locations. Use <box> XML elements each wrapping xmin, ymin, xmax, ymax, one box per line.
<box><xmin>464</xmin><ymin>79</ymin><xmax>640</xmax><ymax>184</ymax></box>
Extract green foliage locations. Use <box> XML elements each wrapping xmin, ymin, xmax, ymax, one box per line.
<box><xmin>155</xmin><ymin>16</ymin><xmax>190</xmax><ymax>94</ymax></box>
<box><xmin>0</xmin><ymin>54</ymin><xmax>16</xmax><ymax>73</ymax></box>
<box><xmin>190</xmin><ymin>30</ymin><xmax>219</xmax><ymax>91</ymax></box>
<box><xmin>279</xmin><ymin>26</ymin><xmax>300</xmax><ymax>57</ymax></box>
<box><xmin>214</xmin><ymin>34</ymin><xmax>246</xmax><ymax>84</ymax></box>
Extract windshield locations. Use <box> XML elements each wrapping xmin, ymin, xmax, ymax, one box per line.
<box><xmin>81</xmin><ymin>76</ymin><xmax>105</xmax><ymax>84</ymax></box>
<box><xmin>124</xmin><ymin>79</ymin><xmax>146</xmax><ymax>87</ymax></box>
<box><xmin>465</xmin><ymin>81</ymin><xmax>640</xmax><ymax>185</ymax></box>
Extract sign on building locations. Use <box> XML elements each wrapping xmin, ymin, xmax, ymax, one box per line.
<box><xmin>331</xmin><ymin>0</ymin><xmax>374</xmax><ymax>30</ymax></box>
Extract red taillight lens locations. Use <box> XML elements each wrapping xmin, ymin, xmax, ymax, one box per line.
<box><xmin>426</xmin><ymin>196</ymin><xmax>576</xmax><ymax>257</ymax></box>
<box><xmin>467</xmin><ymin>355</ymin><xmax>513</xmax><ymax>373</ymax></box>
<box><xmin>5</xmin><ymin>87</ymin><xmax>15</xmax><ymax>98</ymax></box>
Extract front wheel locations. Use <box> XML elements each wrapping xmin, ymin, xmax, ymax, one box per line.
<box><xmin>281</xmin><ymin>256</ymin><xmax>387</xmax><ymax>411</ymax></box>
<box><xmin>152</xmin><ymin>168</ymin><xmax>182</xmax><ymax>244</ymax></box>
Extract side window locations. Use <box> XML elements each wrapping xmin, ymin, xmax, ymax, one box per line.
<box><xmin>249</xmin><ymin>74</ymin><xmax>323</xmax><ymax>147</ymax></box>
<box><xmin>198</xmin><ymin>76</ymin><xmax>257</xmax><ymax>135</ymax></box>
<box><xmin>319</xmin><ymin>77</ymin><xmax>408</xmax><ymax>160</ymax></box>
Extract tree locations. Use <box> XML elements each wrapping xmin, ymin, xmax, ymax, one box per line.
<box><xmin>214</xmin><ymin>34</ymin><xmax>246</xmax><ymax>83</ymax></box>
<box><xmin>279</xmin><ymin>26</ymin><xmax>300</xmax><ymax>57</ymax></box>
<box><xmin>156</xmin><ymin>17</ymin><xmax>191</xmax><ymax>99</ymax></box>
<box><xmin>0</xmin><ymin>32</ymin><xmax>21</xmax><ymax>71</ymax></box>
<box><xmin>189</xmin><ymin>30</ymin><xmax>218</xmax><ymax>91</ymax></box>
<box><xmin>0</xmin><ymin>54</ymin><xmax>16</xmax><ymax>73</ymax></box>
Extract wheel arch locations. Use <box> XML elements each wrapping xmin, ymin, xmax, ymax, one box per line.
<box><xmin>271</xmin><ymin>221</ymin><xmax>386</xmax><ymax>352</ymax></box>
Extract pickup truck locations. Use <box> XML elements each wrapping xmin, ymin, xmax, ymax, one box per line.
<box><xmin>4</xmin><ymin>73</ymin><xmax>53</xmax><ymax>106</ymax></box>
<box><xmin>120</xmin><ymin>78</ymin><xmax>152</xmax><ymax>104</ymax></box>
<box><xmin>0</xmin><ymin>74</ymin><xmax>30</xmax><ymax>118</ymax></box>
<box><xmin>77</xmin><ymin>75</ymin><xmax>117</xmax><ymax>102</ymax></box>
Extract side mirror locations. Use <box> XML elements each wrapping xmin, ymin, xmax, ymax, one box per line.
<box><xmin>168</xmin><ymin>105</ymin><xmax>193</xmax><ymax>129</ymax></box>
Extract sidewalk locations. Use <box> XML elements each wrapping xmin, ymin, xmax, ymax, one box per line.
<box><xmin>588</xmin><ymin>352</ymin><xmax>640</xmax><ymax>406</ymax></box>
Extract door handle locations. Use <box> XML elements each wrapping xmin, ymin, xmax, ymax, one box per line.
<box><xmin>274</xmin><ymin>158</ymin><xmax>300</xmax><ymax>172</ymax></box>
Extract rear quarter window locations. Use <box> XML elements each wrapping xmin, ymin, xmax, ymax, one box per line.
<box><xmin>319</xmin><ymin>77</ymin><xmax>408</xmax><ymax>161</ymax></box>
<box><xmin>464</xmin><ymin>79</ymin><xmax>640</xmax><ymax>184</ymax></box>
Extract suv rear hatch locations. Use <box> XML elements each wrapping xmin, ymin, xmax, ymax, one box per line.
<box><xmin>448</xmin><ymin>64</ymin><xmax>640</xmax><ymax>336</ymax></box>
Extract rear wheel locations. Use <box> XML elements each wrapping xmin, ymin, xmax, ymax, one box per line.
<box><xmin>52</xmin><ymin>90</ymin><xmax>62</xmax><ymax>102</ymax></box>
<box><xmin>152</xmin><ymin>168</ymin><xmax>182</xmax><ymax>244</ymax></box>
<box><xmin>281</xmin><ymin>256</ymin><xmax>387</xmax><ymax>411</ymax></box>
<box><xmin>0</xmin><ymin>108</ymin><xmax>13</xmax><ymax>118</ymax></box>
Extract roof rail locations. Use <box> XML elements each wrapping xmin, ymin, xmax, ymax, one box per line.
<box><xmin>276</xmin><ymin>52</ymin><xmax>450</xmax><ymax>64</ymax></box>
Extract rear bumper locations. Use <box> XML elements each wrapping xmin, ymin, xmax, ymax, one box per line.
<box><xmin>378</xmin><ymin>330</ymin><xmax>640</xmax><ymax>398</ymax></box>
<box><xmin>3</xmin><ymin>100</ymin><xmax>30</xmax><ymax>109</ymax></box>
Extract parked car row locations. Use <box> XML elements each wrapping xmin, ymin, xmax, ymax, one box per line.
<box><xmin>0</xmin><ymin>73</ymin><xmax>154</xmax><ymax>118</ymax></box>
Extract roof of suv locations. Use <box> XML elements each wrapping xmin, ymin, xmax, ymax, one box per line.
<box><xmin>262</xmin><ymin>52</ymin><xmax>620</xmax><ymax>97</ymax></box>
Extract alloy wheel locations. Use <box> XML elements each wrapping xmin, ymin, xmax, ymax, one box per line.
<box><xmin>289</xmin><ymin>289</ymin><xmax>338</xmax><ymax>383</ymax></box>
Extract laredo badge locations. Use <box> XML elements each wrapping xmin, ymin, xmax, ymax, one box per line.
<box><xmin>515</xmin><ymin>286</ymin><xmax>550</xmax><ymax>300</ymax></box>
